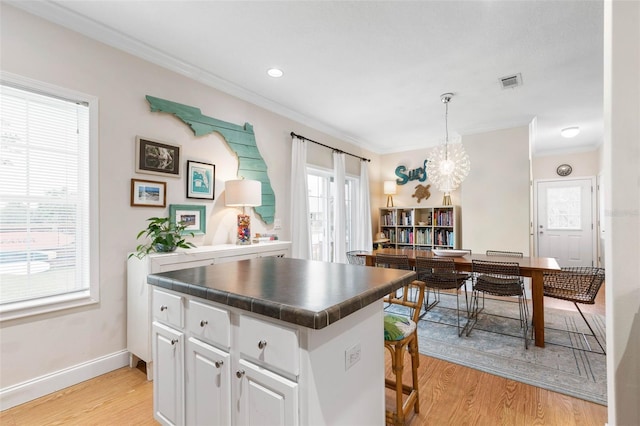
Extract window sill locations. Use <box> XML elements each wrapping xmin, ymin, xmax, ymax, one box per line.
<box><xmin>0</xmin><ymin>291</ymin><xmax>98</xmax><ymax>322</ymax></box>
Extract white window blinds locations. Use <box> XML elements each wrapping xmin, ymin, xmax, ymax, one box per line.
<box><xmin>0</xmin><ymin>81</ymin><xmax>93</xmax><ymax>312</ymax></box>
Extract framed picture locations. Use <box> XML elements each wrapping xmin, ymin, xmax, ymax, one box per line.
<box><xmin>186</xmin><ymin>160</ymin><xmax>215</xmax><ymax>200</ymax></box>
<box><xmin>130</xmin><ymin>179</ymin><xmax>166</xmax><ymax>207</ymax></box>
<box><xmin>135</xmin><ymin>136</ymin><xmax>181</xmax><ymax>177</ymax></box>
<box><xmin>169</xmin><ymin>204</ymin><xmax>206</xmax><ymax>235</ymax></box>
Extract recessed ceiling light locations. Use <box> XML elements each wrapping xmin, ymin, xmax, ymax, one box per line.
<box><xmin>267</xmin><ymin>68</ymin><xmax>284</xmax><ymax>78</ymax></box>
<box><xmin>560</xmin><ymin>127</ymin><xmax>580</xmax><ymax>138</ymax></box>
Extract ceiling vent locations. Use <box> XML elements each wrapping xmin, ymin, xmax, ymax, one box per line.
<box><xmin>499</xmin><ymin>73</ymin><xmax>522</xmax><ymax>89</ymax></box>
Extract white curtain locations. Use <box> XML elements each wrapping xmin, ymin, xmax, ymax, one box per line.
<box><xmin>354</xmin><ymin>160</ymin><xmax>373</xmax><ymax>251</ymax></box>
<box><xmin>290</xmin><ymin>136</ymin><xmax>311</xmax><ymax>259</ymax></box>
<box><xmin>333</xmin><ymin>151</ymin><xmax>347</xmax><ymax>263</ymax></box>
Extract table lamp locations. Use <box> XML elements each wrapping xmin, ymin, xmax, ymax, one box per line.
<box><xmin>383</xmin><ymin>180</ymin><xmax>396</xmax><ymax>207</ymax></box>
<box><xmin>225</xmin><ymin>179</ymin><xmax>262</xmax><ymax>245</ymax></box>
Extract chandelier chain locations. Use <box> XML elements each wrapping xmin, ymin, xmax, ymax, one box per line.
<box><xmin>444</xmin><ymin>100</ymin><xmax>449</xmax><ymax>160</ymax></box>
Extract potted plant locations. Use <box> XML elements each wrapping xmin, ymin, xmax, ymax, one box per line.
<box><xmin>129</xmin><ymin>216</ymin><xmax>196</xmax><ymax>259</ymax></box>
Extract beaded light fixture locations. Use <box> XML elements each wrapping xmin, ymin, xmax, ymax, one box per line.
<box><xmin>426</xmin><ymin>93</ymin><xmax>471</xmax><ymax>205</ymax></box>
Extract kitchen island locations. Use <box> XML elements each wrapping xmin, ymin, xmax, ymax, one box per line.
<box><xmin>147</xmin><ymin>256</ymin><xmax>415</xmax><ymax>426</ymax></box>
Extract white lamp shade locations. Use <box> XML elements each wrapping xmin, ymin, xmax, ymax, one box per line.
<box><xmin>383</xmin><ymin>180</ymin><xmax>397</xmax><ymax>195</ymax></box>
<box><xmin>225</xmin><ymin>179</ymin><xmax>262</xmax><ymax>206</ymax></box>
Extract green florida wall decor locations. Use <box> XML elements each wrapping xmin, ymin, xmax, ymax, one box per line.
<box><xmin>146</xmin><ymin>95</ymin><xmax>275</xmax><ymax>224</ymax></box>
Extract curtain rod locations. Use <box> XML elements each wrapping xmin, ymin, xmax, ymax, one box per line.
<box><xmin>290</xmin><ymin>132</ymin><xmax>371</xmax><ymax>162</ymax></box>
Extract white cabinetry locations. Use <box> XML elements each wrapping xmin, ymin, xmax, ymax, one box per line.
<box><xmin>186</xmin><ymin>337</ymin><xmax>231</xmax><ymax>426</ymax></box>
<box><xmin>152</xmin><ymin>321</ymin><xmax>184</xmax><ymax>426</ymax></box>
<box><xmin>152</xmin><ymin>288</ymin><xmax>299</xmax><ymax>426</ymax></box>
<box><xmin>235</xmin><ymin>359</ymin><xmax>298</xmax><ymax>426</ymax></box>
<box><xmin>128</xmin><ymin>242</ymin><xmax>291</xmax><ymax>380</ymax></box>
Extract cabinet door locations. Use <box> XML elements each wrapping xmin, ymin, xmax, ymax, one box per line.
<box><xmin>186</xmin><ymin>338</ymin><xmax>231</xmax><ymax>426</ymax></box>
<box><xmin>234</xmin><ymin>359</ymin><xmax>298</xmax><ymax>426</ymax></box>
<box><xmin>153</xmin><ymin>322</ymin><xmax>184</xmax><ymax>426</ymax></box>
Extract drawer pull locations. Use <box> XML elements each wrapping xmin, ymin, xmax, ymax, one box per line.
<box><xmin>214</xmin><ymin>361</ymin><xmax>224</xmax><ymax>368</ymax></box>
<box><xmin>236</xmin><ymin>370</ymin><xmax>245</xmax><ymax>379</ymax></box>
<box><xmin>160</xmin><ymin>305</ymin><xmax>168</xmax><ymax>312</ymax></box>
<box><xmin>258</xmin><ymin>340</ymin><xmax>267</xmax><ymax>350</ymax></box>
<box><xmin>170</xmin><ymin>339</ymin><xmax>178</xmax><ymax>345</ymax></box>
<box><xmin>200</xmin><ymin>320</ymin><xmax>208</xmax><ymax>327</ymax></box>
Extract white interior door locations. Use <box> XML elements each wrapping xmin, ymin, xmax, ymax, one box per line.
<box><xmin>536</xmin><ymin>178</ymin><xmax>595</xmax><ymax>267</ymax></box>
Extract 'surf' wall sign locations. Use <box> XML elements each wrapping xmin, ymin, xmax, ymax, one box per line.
<box><xmin>395</xmin><ymin>159</ymin><xmax>428</xmax><ymax>185</ymax></box>
<box><xmin>146</xmin><ymin>95</ymin><xmax>275</xmax><ymax>224</ymax></box>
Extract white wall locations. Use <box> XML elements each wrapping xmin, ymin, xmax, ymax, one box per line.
<box><xmin>532</xmin><ymin>150</ymin><xmax>600</xmax><ymax>180</ymax></box>
<box><xmin>378</xmin><ymin>126</ymin><xmax>530</xmax><ymax>256</ymax></box>
<box><xmin>380</xmin><ymin>151</ymin><xmax>461</xmax><ymax>208</ymax></box>
<box><xmin>461</xmin><ymin>126</ymin><xmax>531</xmax><ymax>254</ymax></box>
<box><xmin>604</xmin><ymin>1</ymin><xmax>640</xmax><ymax>424</ymax></box>
<box><xmin>0</xmin><ymin>4</ymin><xmax>378</xmax><ymax>403</ymax></box>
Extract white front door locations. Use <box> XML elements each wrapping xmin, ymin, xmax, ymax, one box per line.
<box><xmin>536</xmin><ymin>178</ymin><xmax>596</xmax><ymax>267</ymax></box>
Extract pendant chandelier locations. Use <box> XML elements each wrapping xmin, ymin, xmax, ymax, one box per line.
<box><xmin>426</xmin><ymin>93</ymin><xmax>471</xmax><ymax>205</ymax></box>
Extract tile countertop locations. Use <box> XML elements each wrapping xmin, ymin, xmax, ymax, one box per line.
<box><xmin>147</xmin><ymin>256</ymin><xmax>415</xmax><ymax>330</ymax></box>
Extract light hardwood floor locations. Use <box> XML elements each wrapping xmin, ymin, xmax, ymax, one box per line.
<box><xmin>1</xmin><ymin>290</ymin><xmax>606</xmax><ymax>425</ymax></box>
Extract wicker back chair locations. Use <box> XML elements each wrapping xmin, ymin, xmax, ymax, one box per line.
<box><xmin>543</xmin><ymin>267</ymin><xmax>606</xmax><ymax>354</ymax></box>
<box><xmin>486</xmin><ymin>250</ymin><xmax>524</xmax><ymax>258</ymax></box>
<box><xmin>375</xmin><ymin>253</ymin><xmax>413</xmax><ymax>309</ymax></box>
<box><xmin>415</xmin><ymin>256</ymin><xmax>470</xmax><ymax>336</ymax></box>
<box><xmin>374</xmin><ymin>253</ymin><xmax>412</xmax><ymax>270</ymax></box>
<box><xmin>346</xmin><ymin>250</ymin><xmax>368</xmax><ymax>265</ymax></box>
<box><xmin>469</xmin><ymin>260</ymin><xmax>529</xmax><ymax>349</ymax></box>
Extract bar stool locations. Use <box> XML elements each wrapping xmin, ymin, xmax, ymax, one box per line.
<box><xmin>375</xmin><ymin>254</ymin><xmax>425</xmax><ymax>425</ymax></box>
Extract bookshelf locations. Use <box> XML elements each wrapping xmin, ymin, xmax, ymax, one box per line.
<box><xmin>379</xmin><ymin>206</ymin><xmax>460</xmax><ymax>250</ymax></box>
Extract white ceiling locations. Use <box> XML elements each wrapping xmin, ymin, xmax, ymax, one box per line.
<box><xmin>12</xmin><ymin>0</ymin><xmax>604</xmax><ymax>156</ymax></box>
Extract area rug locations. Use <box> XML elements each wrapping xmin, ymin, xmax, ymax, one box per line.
<box><xmin>388</xmin><ymin>293</ymin><xmax>607</xmax><ymax>405</ymax></box>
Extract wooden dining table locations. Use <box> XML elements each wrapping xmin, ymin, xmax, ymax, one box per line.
<box><xmin>362</xmin><ymin>248</ymin><xmax>561</xmax><ymax>348</ymax></box>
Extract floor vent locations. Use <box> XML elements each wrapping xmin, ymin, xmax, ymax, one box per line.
<box><xmin>499</xmin><ymin>73</ymin><xmax>522</xmax><ymax>89</ymax></box>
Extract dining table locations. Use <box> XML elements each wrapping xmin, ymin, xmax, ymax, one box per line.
<box><xmin>362</xmin><ymin>248</ymin><xmax>561</xmax><ymax>348</ymax></box>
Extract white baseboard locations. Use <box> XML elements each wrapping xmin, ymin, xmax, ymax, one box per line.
<box><xmin>0</xmin><ymin>350</ymin><xmax>129</xmax><ymax>411</ymax></box>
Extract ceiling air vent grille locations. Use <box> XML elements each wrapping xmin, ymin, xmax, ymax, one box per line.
<box><xmin>499</xmin><ymin>73</ymin><xmax>522</xmax><ymax>89</ymax></box>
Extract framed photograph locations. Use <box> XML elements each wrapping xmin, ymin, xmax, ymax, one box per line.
<box><xmin>135</xmin><ymin>136</ymin><xmax>181</xmax><ymax>177</ymax></box>
<box><xmin>130</xmin><ymin>179</ymin><xmax>166</xmax><ymax>207</ymax></box>
<box><xmin>169</xmin><ymin>204</ymin><xmax>206</xmax><ymax>235</ymax></box>
<box><xmin>186</xmin><ymin>160</ymin><xmax>215</xmax><ymax>200</ymax></box>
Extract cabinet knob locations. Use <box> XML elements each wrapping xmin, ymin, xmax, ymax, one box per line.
<box><xmin>236</xmin><ymin>370</ymin><xmax>245</xmax><ymax>379</ymax></box>
<box><xmin>170</xmin><ymin>339</ymin><xmax>178</xmax><ymax>345</ymax></box>
<box><xmin>214</xmin><ymin>361</ymin><xmax>223</xmax><ymax>368</ymax></box>
<box><xmin>160</xmin><ymin>305</ymin><xmax>168</xmax><ymax>312</ymax></box>
<box><xmin>258</xmin><ymin>340</ymin><xmax>267</xmax><ymax>349</ymax></box>
<box><xmin>200</xmin><ymin>320</ymin><xmax>208</xmax><ymax>327</ymax></box>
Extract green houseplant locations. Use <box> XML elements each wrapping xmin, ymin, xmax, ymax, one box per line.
<box><xmin>129</xmin><ymin>216</ymin><xmax>196</xmax><ymax>259</ymax></box>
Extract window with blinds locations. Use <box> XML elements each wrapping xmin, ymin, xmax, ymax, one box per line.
<box><xmin>0</xmin><ymin>75</ymin><xmax>98</xmax><ymax>320</ymax></box>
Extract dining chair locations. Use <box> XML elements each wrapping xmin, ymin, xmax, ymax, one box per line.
<box><xmin>542</xmin><ymin>266</ymin><xmax>606</xmax><ymax>354</ymax></box>
<box><xmin>382</xmin><ymin>276</ymin><xmax>425</xmax><ymax>425</ymax></box>
<box><xmin>415</xmin><ymin>256</ymin><xmax>470</xmax><ymax>336</ymax></box>
<box><xmin>375</xmin><ymin>253</ymin><xmax>413</xmax><ymax>303</ymax></box>
<box><xmin>374</xmin><ymin>253</ymin><xmax>412</xmax><ymax>270</ymax></box>
<box><xmin>486</xmin><ymin>250</ymin><xmax>524</xmax><ymax>258</ymax></box>
<box><xmin>469</xmin><ymin>259</ymin><xmax>529</xmax><ymax>349</ymax></box>
<box><xmin>346</xmin><ymin>250</ymin><xmax>368</xmax><ymax>265</ymax></box>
